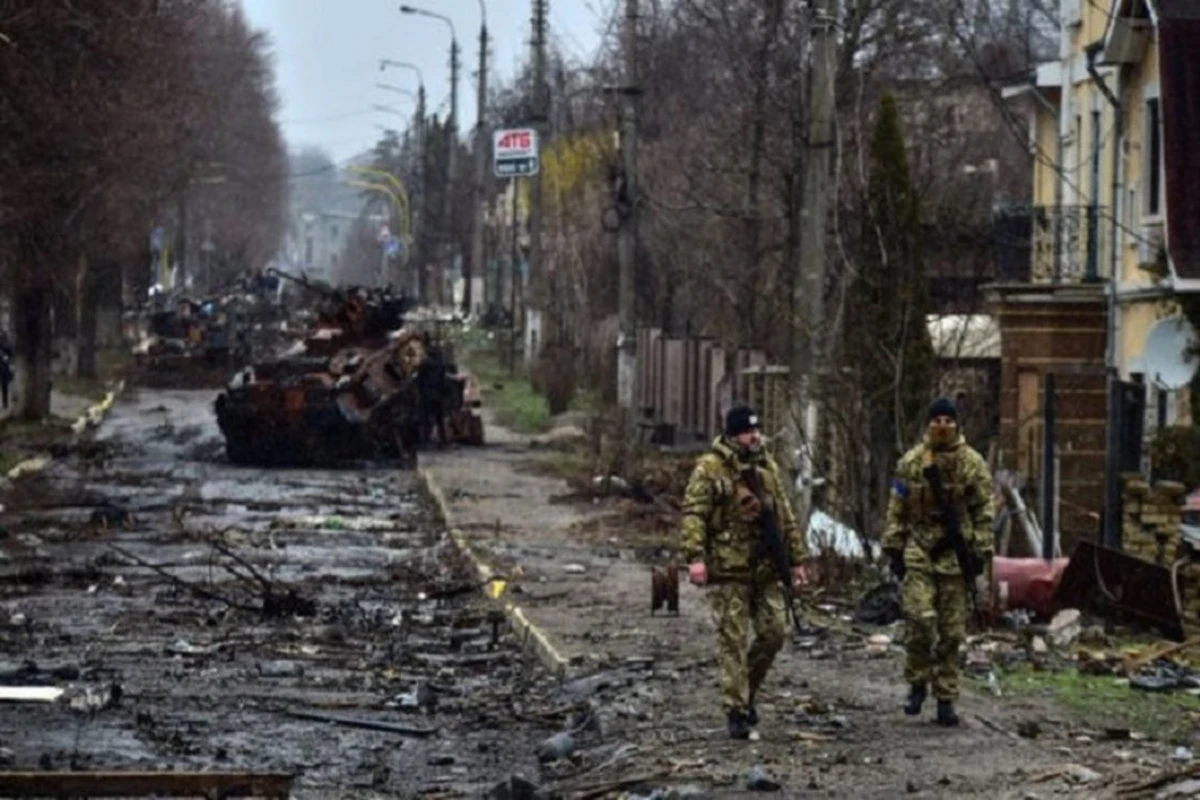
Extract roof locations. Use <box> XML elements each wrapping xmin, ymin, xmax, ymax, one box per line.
<box><xmin>927</xmin><ymin>314</ymin><xmax>1001</xmax><ymax>360</ymax></box>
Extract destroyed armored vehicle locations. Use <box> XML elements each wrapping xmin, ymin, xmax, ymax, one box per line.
<box><xmin>215</xmin><ymin>330</ymin><xmax>427</xmax><ymax>467</ymax></box>
<box><xmin>131</xmin><ymin>296</ymin><xmax>253</xmax><ymax>386</ymax></box>
<box><xmin>213</xmin><ymin>276</ymin><xmax>484</xmax><ymax>467</ymax></box>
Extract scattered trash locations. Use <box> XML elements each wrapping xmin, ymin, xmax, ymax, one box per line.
<box><xmin>283</xmin><ymin>708</ymin><xmax>436</xmax><ymax>738</ymax></box>
<box><xmin>256</xmin><ymin>660</ymin><xmax>304</xmax><ymax>679</ymax></box>
<box><xmin>1062</xmin><ymin>764</ymin><xmax>1102</xmax><ymax>784</ymax></box>
<box><xmin>852</xmin><ymin>582</ymin><xmax>901</xmax><ymax>626</ymax></box>
<box><xmin>536</xmin><ymin>731</ymin><xmax>575</xmax><ymax>763</ymax></box>
<box><xmin>746</xmin><ymin>766</ymin><xmax>782</xmax><ymax>791</ymax></box>
<box><xmin>0</xmin><ymin>687</ymin><xmax>64</xmax><ymax>703</ymax></box>
<box><xmin>564</xmin><ymin>564</ymin><xmax>587</xmax><ymax>574</ymax></box>
<box><xmin>66</xmin><ymin>683</ymin><xmax>122</xmax><ymax>713</ymax></box>
<box><xmin>1047</xmin><ymin>609</ymin><xmax>1081</xmax><ymax>647</ymax></box>
<box><xmin>394</xmin><ymin>682</ymin><xmax>437</xmax><ymax>711</ymax></box>
<box><xmin>1173</xmin><ymin>746</ymin><xmax>1194</xmax><ymax>762</ymax></box>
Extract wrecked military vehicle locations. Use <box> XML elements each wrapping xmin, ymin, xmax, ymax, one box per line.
<box><xmin>213</xmin><ymin>271</ymin><xmax>483</xmax><ymax>468</ymax></box>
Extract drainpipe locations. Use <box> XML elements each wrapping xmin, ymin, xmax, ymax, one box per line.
<box><xmin>1086</xmin><ymin>40</ymin><xmax>1124</xmax><ymax>548</ymax></box>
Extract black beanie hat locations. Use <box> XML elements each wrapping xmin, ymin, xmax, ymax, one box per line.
<box><xmin>725</xmin><ymin>404</ymin><xmax>760</xmax><ymax>437</ymax></box>
<box><xmin>927</xmin><ymin>396</ymin><xmax>958</xmax><ymax>423</ymax></box>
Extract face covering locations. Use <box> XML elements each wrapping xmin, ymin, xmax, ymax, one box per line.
<box><xmin>927</xmin><ymin>421</ymin><xmax>957</xmax><ymax>449</ymax></box>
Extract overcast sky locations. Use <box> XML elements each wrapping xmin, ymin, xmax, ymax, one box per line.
<box><xmin>240</xmin><ymin>0</ymin><xmax>611</xmax><ymax>163</ymax></box>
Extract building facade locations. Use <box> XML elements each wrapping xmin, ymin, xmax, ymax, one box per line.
<box><xmin>999</xmin><ymin>0</ymin><xmax>1200</xmax><ymax>547</ymax></box>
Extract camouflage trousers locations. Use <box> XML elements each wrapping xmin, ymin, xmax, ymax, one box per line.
<box><xmin>902</xmin><ymin>568</ymin><xmax>968</xmax><ymax>700</ymax></box>
<box><xmin>709</xmin><ymin>580</ymin><xmax>786</xmax><ymax>714</ymax></box>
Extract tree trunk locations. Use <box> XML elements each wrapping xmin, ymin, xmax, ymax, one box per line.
<box><xmin>76</xmin><ymin>252</ymin><xmax>98</xmax><ymax>379</ymax></box>
<box><xmin>77</xmin><ymin>285</ymin><xmax>98</xmax><ymax>379</ymax></box>
<box><xmin>16</xmin><ymin>286</ymin><xmax>54</xmax><ymax>420</ymax></box>
<box><xmin>737</xmin><ymin>0</ymin><xmax>786</xmax><ymax>350</ymax></box>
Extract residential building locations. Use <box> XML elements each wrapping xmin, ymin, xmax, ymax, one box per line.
<box><xmin>998</xmin><ymin>0</ymin><xmax>1200</xmax><ymax>547</ymax></box>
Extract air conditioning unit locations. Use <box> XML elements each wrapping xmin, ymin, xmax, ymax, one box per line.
<box><xmin>1137</xmin><ymin>222</ymin><xmax>1165</xmax><ymax>270</ymax></box>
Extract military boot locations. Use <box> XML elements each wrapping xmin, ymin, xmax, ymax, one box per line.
<box><xmin>936</xmin><ymin>700</ymin><xmax>959</xmax><ymax>727</ymax></box>
<box><xmin>746</xmin><ymin>704</ymin><xmax>759</xmax><ymax>726</ymax></box>
<box><xmin>904</xmin><ymin>683</ymin><xmax>926</xmax><ymax>716</ymax></box>
<box><xmin>727</xmin><ymin>711</ymin><xmax>751</xmax><ymax>740</ymax></box>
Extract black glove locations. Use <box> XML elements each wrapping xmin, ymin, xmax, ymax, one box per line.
<box><xmin>886</xmin><ymin>549</ymin><xmax>906</xmax><ymax>582</ymax></box>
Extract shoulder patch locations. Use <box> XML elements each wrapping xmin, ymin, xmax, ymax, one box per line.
<box><xmin>891</xmin><ymin>478</ymin><xmax>910</xmax><ymax>499</ymax></box>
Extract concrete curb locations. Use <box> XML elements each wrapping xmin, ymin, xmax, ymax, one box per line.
<box><xmin>4</xmin><ymin>380</ymin><xmax>126</xmax><ymax>482</ymax></box>
<box><xmin>418</xmin><ymin>467</ymin><xmax>571</xmax><ymax>680</ymax></box>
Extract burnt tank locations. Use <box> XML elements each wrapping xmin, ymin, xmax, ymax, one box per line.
<box><xmin>213</xmin><ymin>272</ymin><xmax>481</xmax><ymax>467</ymax></box>
<box><xmin>215</xmin><ymin>329</ymin><xmax>427</xmax><ymax>468</ymax></box>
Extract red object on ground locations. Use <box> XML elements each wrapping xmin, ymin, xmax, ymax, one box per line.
<box><xmin>988</xmin><ymin>557</ymin><xmax>1070</xmax><ymax>619</ymax></box>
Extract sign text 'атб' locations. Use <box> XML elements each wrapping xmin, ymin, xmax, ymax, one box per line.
<box><xmin>493</xmin><ymin>127</ymin><xmax>539</xmax><ymax>178</ymax></box>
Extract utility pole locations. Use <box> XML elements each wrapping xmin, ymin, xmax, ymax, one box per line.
<box><xmin>616</xmin><ymin>0</ymin><xmax>639</xmax><ymax>420</ymax></box>
<box><xmin>415</xmin><ymin>83</ymin><xmax>427</xmax><ymax>300</ymax></box>
<box><xmin>528</xmin><ymin>0</ymin><xmax>547</xmax><ymax>364</ymax></box>
<box><xmin>445</xmin><ymin>38</ymin><xmax>460</xmax><ymax>308</ymax></box>
<box><xmin>470</xmin><ymin>9</ymin><xmax>489</xmax><ymax>319</ymax></box>
<box><xmin>788</xmin><ymin>0</ymin><xmax>838</xmax><ymax>524</ymax></box>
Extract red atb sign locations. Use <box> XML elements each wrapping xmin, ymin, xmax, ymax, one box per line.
<box><xmin>493</xmin><ymin>127</ymin><xmax>539</xmax><ymax>177</ymax></box>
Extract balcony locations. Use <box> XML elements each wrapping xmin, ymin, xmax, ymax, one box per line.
<box><xmin>992</xmin><ymin>204</ymin><xmax>1107</xmax><ymax>285</ymax></box>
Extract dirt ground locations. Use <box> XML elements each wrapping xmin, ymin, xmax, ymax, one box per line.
<box><xmin>421</xmin><ymin>409</ymin><xmax>1200</xmax><ymax>799</ymax></box>
<box><xmin>3</xmin><ymin>389</ymin><xmax>1200</xmax><ymax>798</ymax></box>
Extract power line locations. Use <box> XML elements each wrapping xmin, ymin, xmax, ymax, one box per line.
<box><xmin>948</xmin><ymin>0</ymin><xmax>1161</xmax><ymax>252</ymax></box>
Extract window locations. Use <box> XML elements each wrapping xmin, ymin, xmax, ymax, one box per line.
<box><xmin>305</xmin><ymin>237</ymin><xmax>313</xmax><ymax>265</ymax></box>
<box><xmin>1145</xmin><ymin>96</ymin><xmax>1162</xmax><ymax>217</ymax></box>
<box><xmin>331</xmin><ymin>224</ymin><xmax>339</xmax><ymax>239</ymax></box>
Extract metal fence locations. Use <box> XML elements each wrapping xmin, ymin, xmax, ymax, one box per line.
<box><xmin>992</xmin><ymin>204</ymin><xmax>1106</xmax><ymax>284</ymax></box>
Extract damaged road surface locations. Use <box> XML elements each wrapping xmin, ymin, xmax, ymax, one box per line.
<box><xmin>0</xmin><ymin>389</ymin><xmax>553</xmax><ymax>797</ymax></box>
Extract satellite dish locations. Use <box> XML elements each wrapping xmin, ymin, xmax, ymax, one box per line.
<box><xmin>1142</xmin><ymin>315</ymin><xmax>1199</xmax><ymax>390</ymax></box>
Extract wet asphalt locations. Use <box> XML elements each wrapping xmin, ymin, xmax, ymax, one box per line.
<box><xmin>0</xmin><ymin>388</ymin><xmax>555</xmax><ymax>797</ymax></box>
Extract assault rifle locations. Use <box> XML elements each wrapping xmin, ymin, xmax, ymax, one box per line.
<box><xmin>923</xmin><ymin>457</ymin><xmax>983</xmax><ymax>621</ymax></box>
<box><xmin>742</xmin><ymin>467</ymin><xmax>805</xmax><ymax>637</ymax></box>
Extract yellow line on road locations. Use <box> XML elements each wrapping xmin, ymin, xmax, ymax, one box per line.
<box><xmin>418</xmin><ymin>468</ymin><xmax>570</xmax><ymax>679</ymax></box>
<box><xmin>5</xmin><ymin>381</ymin><xmax>125</xmax><ymax>481</ymax></box>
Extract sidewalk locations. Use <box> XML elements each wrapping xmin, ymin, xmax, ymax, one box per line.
<box><xmin>421</xmin><ymin>410</ymin><xmax>711</xmax><ymax>677</ymax></box>
<box><xmin>417</xmin><ymin>410</ymin><xmax>1147</xmax><ymax>797</ymax></box>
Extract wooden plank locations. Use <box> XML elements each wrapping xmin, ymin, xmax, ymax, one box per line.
<box><xmin>0</xmin><ymin>772</ymin><xmax>293</xmax><ymax>797</ymax></box>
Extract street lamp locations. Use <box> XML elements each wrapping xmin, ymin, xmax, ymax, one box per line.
<box><xmin>399</xmin><ymin>4</ymin><xmax>460</xmax><ymax>309</ymax></box>
<box><xmin>380</xmin><ymin>59</ymin><xmax>429</xmax><ymax>303</ymax></box>
<box><xmin>376</xmin><ymin>83</ymin><xmax>416</xmax><ymax>101</ymax></box>
<box><xmin>379</xmin><ymin>59</ymin><xmax>424</xmax><ymax>89</ymax></box>
<box><xmin>398</xmin><ymin>6</ymin><xmax>457</xmax><ymax>134</ymax></box>
<box><xmin>439</xmin><ymin>0</ymin><xmax>489</xmax><ymax>316</ymax></box>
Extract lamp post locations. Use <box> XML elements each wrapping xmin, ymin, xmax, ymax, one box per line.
<box><xmin>380</xmin><ymin>59</ymin><xmax>428</xmax><ymax>301</ymax></box>
<box><xmin>400</xmin><ymin>4</ymin><xmax>459</xmax><ymax>310</ymax></box>
<box><xmin>440</xmin><ymin>0</ymin><xmax>488</xmax><ymax>316</ymax></box>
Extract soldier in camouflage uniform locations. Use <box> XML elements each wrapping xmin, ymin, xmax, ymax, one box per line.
<box><xmin>679</xmin><ymin>405</ymin><xmax>810</xmax><ymax>739</ymax></box>
<box><xmin>883</xmin><ymin>397</ymin><xmax>994</xmax><ymax>726</ymax></box>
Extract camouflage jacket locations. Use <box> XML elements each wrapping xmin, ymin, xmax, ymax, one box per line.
<box><xmin>679</xmin><ymin>437</ymin><xmax>808</xmax><ymax>583</ymax></box>
<box><xmin>882</xmin><ymin>434</ymin><xmax>995</xmax><ymax>576</ymax></box>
